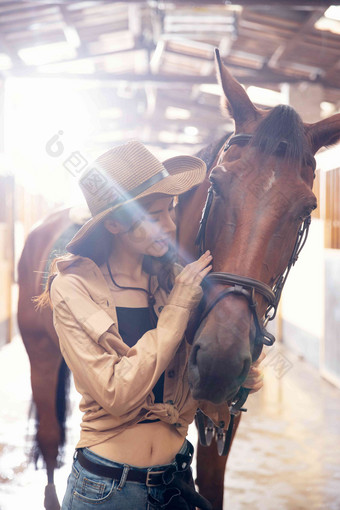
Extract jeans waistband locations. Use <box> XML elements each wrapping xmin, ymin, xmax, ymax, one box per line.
<box><xmin>79</xmin><ymin>438</ymin><xmax>192</xmax><ymax>473</ymax></box>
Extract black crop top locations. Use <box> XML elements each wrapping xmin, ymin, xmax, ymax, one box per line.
<box><xmin>115</xmin><ymin>306</ymin><xmax>164</xmax><ymax>423</ymax></box>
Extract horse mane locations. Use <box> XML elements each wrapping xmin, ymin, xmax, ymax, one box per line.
<box><xmin>193</xmin><ymin>106</ymin><xmax>309</xmax><ymax>170</ymax></box>
<box><xmin>251</xmin><ymin>104</ymin><xmax>308</xmax><ymax>164</ymax></box>
<box><xmin>194</xmin><ymin>134</ymin><xmax>229</xmax><ymax>171</ymax></box>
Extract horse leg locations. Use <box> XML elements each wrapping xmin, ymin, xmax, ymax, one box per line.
<box><xmin>196</xmin><ymin>413</ymin><xmax>242</xmax><ymax>510</ymax></box>
<box><xmin>24</xmin><ymin>332</ymin><xmax>64</xmax><ymax>510</ymax></box>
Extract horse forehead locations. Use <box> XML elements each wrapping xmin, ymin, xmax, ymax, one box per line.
<box><xmin>213</xmin><ymin>159</ymin><xmax>306</xmax><ymax>213</ymax></box>
<box><xmin>220</xmin><ymin>145</ymin><xmax>308</xmax><ymax>180</ymax></box>
<box><xmin>262</xmin><ymin>170</ymin><xmax>276</xmax><ymax>192</ymax></box>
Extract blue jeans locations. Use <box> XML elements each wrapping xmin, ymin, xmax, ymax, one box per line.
<box><xmin>61</xmin><ymin>439</ymin><xmax>194</xmax><ymax>510</ymax></box>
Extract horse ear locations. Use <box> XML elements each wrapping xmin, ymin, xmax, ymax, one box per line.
<box><xmin>305</xmin><ymin>113</ymin><xmax>340</xmax><ymax>154</ymax></box>
<box><xmin>215</xmin><ymin>48</ymin><xmax>259</xmax><ymax>127</ymax></box>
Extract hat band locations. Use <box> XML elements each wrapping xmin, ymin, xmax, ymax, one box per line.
<box><xmin>97</xmin><ymin>167</ymin><xmax>170</xmax><ymax>214</ymax></box>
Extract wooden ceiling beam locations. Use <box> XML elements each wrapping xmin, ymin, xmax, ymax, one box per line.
<box><xmin>241</xmin><ymin>12</ymin><xmax>300</xmax><ymax>31</ymax></box>
<box><xmin>0</xmin><ymin>3</ymin><xmax>58</xmax><ymax>15</ymax></box>
<box><xmin>0</xmin><ymin>33</ymin><xmax>23</xmax><ymax>66</ymax></box>
<box><xmin>0</xmin><ymin>0</ymin><xmax>332</xmax><ymax>6</ymax></box>
<box><xmin>171</xmin><ymin>0</ymin><xmax>332</xmax><ymax>5</ymax></box>
<box><xmin>151</xmin><ymin>95</ymin><xmax>219</xmax><ymax>114</ymax></box>
<box><xmin>321</xmin><ymin>59</ymin><xmax>340</xmax><ymax>86</ymax></box>
<box><xmin>68</xmin><ymin>2</ymin><xmax>128</xmax><ymax>19</ymax></box>
<box><xmin>62</xmin><ymin>0</ymin><xmax>333</xmax><ymax>5</ymax></box>
<box><xmin>7</xmin><ymin>45</ymin><xmax>145</xmax><ymax>71</ymax></box>
<box><xmin>7</xmin><ymin>66</ymin><xmax>337</xmax><ymax>89</ymax></box>
<box><xmin>59</xmin><ymin>4</ymin><xmax>87</xmax><ymax>59</ymax></box>
<box><xmin>237</xmin><ymin>25</ymin><xmax>289</xmax><ymax>42</ymax></box>
<box><xmin>267</xmin><ymin>8</ymin><xmax>326</xmax><ymax>68</ymax></box>
<box><xmin>302</xmin><ymin>33</ymin><xmax>340</xmax><ymax>51</ymax></box>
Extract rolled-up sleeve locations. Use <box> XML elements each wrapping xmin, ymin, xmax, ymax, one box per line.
<box><xmin>51</xmin><ymin>273</ymin><xmax>115</xmax><ymax>343</ymax></box>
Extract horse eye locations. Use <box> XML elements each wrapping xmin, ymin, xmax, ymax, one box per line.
<box><xmin>209</xmin><ymin>177</ymin><xmax>220</xmax><ymax>194</ymax></box>
<box><xmin>299</xmin><ymin>202</ymin><xmax>317</xmax><ymax>220</ymax></box>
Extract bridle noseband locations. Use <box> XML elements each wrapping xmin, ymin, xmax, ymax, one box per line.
<box><xmin>194</xmin><ymin>133</ymin><xmax>314</xmax><ymax>415</ymax></box>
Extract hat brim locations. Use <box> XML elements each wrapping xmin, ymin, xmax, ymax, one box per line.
<box><xmin>66</xmin><ymin>154</ymin><xmax>206</xmax><ymax>254</ymax></box>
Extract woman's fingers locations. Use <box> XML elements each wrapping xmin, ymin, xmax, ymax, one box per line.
<box><xmin>248</xmin><ymin>382</ymin><xmax>264</xmax><ymax>394</ymax></box>
<box><xmin>198</xmin><ymin>250</ymin><xmax>212</xmax><ymax>263</ymax></box>
<box><xmin>246</xmin><ymin>350</ymin><xmax>266</xmax><ymax>393</ymax></box>
<box><xmin>252</xmin><ymin>350</ymin><xmax>267</xmax><ymax>367</ymax></box>
<box><xmin>185</xmin><ymin>251</ymin><xmax>212</xmax><ymax>273</ymax></box>
<box><xmin>193</xmin><ymin>264</ymin><xmax>213</xmax><ymax>285</ymax></box>
<box><xmin>243</xmin><ymin>349</ymin><xmax>268</xmax><ymax>394</ymax></box>
<box><xmin>244</xmin><ymin>364</ymin><xmax>264</xmax><ymax>393</ymax></box>
<box><xmin>177</xmin><ymin>250</ymin><xmax>213</xmax><ymax>285</ymax></box>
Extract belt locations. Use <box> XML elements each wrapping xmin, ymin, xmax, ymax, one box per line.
<box><xmin>75</xmin><ymin>449</ymin><xmax>167</xmax><ymax>487</ymax></box>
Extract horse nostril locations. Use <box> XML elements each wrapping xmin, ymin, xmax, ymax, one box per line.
<box><xmin>191</xmin><ymin>344</ymin><xmax>201</xmax><ymax>366</ymax></box>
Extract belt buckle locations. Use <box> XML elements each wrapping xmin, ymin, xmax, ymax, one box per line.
<box><xmin>146</xmin><ymin>469</ymin><xmax>164</xmax><ymax>487</ymax></box>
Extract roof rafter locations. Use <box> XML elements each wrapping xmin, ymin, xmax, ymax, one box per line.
<box><xmin>267</xmin><ymin>8</ymin><xmax>326</xmax><ymax>69</ymax></box>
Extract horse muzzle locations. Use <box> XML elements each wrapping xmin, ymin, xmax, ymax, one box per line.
<box><xmin>188</xmin><ymin>339</ymin><xmax>251</xmax><ymax>404</ymax></box>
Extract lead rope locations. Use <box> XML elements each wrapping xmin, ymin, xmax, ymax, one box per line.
<box><xmin>105</xmin><ymin>258</ymin><xmax>157</xmax><ymax>327</ymax></box>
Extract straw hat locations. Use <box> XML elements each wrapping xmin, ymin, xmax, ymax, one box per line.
<box><xmin>66</xmin><ymin>140</ymin><xmax>206</xmax><ymax>254</ymax></box>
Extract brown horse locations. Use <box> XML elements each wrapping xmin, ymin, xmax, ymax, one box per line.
<box><xmin>178</xmin><ymin>51</ymin><xmax>340</xmax><ymax>402</ymax></box>
<box><xmin>176</xmin><ymin>50</ymin><xmax>340</xmax><ymax>505</ymax></box>
<box><xmin>17</xmin><ymin>207</ymin><xmax>85</xmax><ymax>509</ymax></box>
<box><xmin>17</xmin><ymin>51</ymin><xmax>340</xmax><ymax>510</ymax></box>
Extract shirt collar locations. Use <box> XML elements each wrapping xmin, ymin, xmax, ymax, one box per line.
<box><xmin>55</xmin><ymin>254</ymin><xmax>93</xmax><ymax>272</ymax></box>
<box><xmin>56</xmin><ymin>254</ymin><xmax>160</xmax><ymax>295</ymax></box>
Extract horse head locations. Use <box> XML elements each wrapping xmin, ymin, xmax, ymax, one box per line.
<box><xmin>186</xmin><ymin>49</ymin><xmax>340</xmax><ymax>405</ymax></box>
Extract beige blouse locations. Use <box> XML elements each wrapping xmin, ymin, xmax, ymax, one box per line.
<box><xmin>49</xmin><ymin>254</ymin><xmax>230</xmax><ymax>449</ymax></box>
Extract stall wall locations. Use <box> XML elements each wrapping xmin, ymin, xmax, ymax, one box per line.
<box><xmin>322</xmin><ymin>250</ymin><xmax>340</xmax><ymax>387</ymax></box>
<box><xmin>280</xmin><ymin>220</ymin><xmax>324</xmax><ymax>369</ymax></box>
<box><xmin>0</xmin><ymin>174</ymin><xmax>14</xmax><ymax>347</ymax></box>
<box><xmin>279</xmin><ymin>159</ymin><xmax>340</xmax><ymax>388</ymax></box>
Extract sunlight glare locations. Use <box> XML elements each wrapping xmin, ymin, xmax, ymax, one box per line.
<box><xmin>5</xmin><ymin>77</ymin><xmax>95</xmax><ymax>204</ymax></box>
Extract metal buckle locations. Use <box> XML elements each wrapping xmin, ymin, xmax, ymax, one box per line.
<box><xmin>146</xmin><ymin>469</ymin><xmax>165</xmax><ymax>487</ymax></box>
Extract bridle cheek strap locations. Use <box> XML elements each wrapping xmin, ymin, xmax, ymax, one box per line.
<box><xmin>195</xmin><ymin>180</ymin><xmax>277</xmax><ymax>348</ymax></box>
<box><xmin>195</xmin><ymin>185</ymin><xmax>214</xmax><ymax>250</ymax></box>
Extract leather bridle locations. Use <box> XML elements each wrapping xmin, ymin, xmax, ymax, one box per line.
<box><xmin>193</xmin><ymin>133</ymin><xmax>315</xmax><ymax>452</ymax></box>
<box><xmin>195</xmin><ymin>133</ymin><xmax>314</xmax><ymax>347</ymax></box>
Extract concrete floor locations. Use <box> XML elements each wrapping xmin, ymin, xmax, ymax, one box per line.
<box><xmin>1</xmin><ymin>336</ymin><xmax>340</xmax><ymax>510</ymax></box>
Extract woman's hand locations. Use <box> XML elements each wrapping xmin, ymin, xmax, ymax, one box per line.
<box><xmin>175</xmin><ymin>250</ymin><xmax>213</xmax><ymax>287</ymax></box>
<box><xmin>244</xmin><ymin>350</ymin><xmax>266</xmax><ymax>394</ymax></box>
<box><xmin>167</xmin><ymin>251</ymin><xmax>212</xmax><ymax>310</ymax></box>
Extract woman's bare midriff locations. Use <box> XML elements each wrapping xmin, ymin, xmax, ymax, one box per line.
<box><xmin>89</xmin><ymin>421</ymin><xmax>184</xmax><ymax>467</ymax></box>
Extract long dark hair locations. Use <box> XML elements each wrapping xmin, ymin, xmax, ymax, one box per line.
<box><xmin>33</xmin><ymin>194</ymin><xmax>177</xmax><ymax>311</ymax></box>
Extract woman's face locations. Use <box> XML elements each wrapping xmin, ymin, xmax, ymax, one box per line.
<box><xmin>104</xmin><ymin>196</ymin><xmax>176</xmax><ymax>258</ymax></box>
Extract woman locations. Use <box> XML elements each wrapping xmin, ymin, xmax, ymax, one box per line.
<box><xmin>34</xmin><ymin>141</ymin><xmax>264</xmax><ymax>510</ymax></box>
